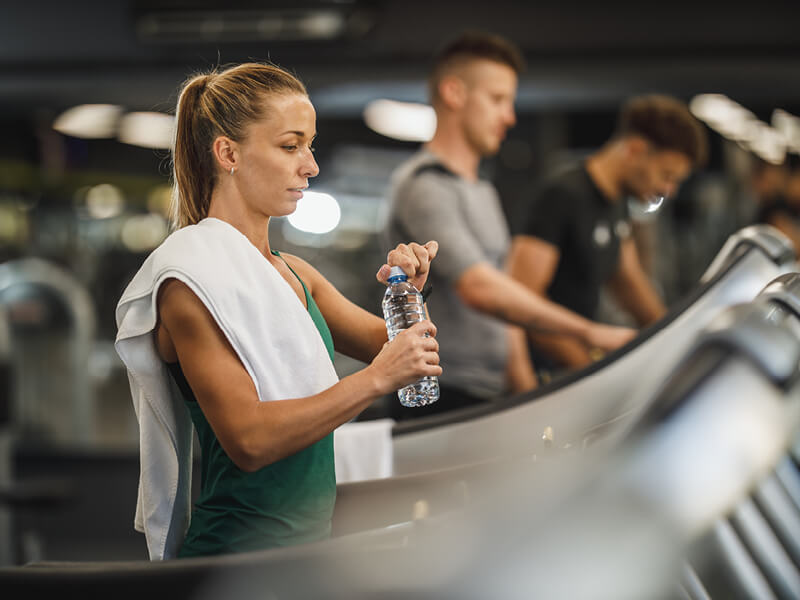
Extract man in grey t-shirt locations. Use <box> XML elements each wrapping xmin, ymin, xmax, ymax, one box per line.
<box><xmin>387</xmin><ymin>151</ymin><xmax>512</xmax><ymax>401</ymax></box>
<box><xmin>384</xmin><ymin>31</ymin><xmax>635</xmax><ymax>419</ymax></box>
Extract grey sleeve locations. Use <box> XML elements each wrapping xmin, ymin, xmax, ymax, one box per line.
<box><xmin>390</xmin><ymin>172</ymin><xmax>489</xmax><ymax>285</ymax></box>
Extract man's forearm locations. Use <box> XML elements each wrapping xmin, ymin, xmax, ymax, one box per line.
<box><xmin>506</xmin><ymin>325</ymin><xmax>538</xmax><ymax>393</ymax></box>
<box><xmin>527</xmin><ymin>331</ymin><xmax>593</xmax><ymax>369</ymax></box>
<box><xmin>458</xmin><ymin>263</ymin><xmax>592</xmax><ymax>340</ymax></box>
<box><xmin>609</xmin><ymin>273</ymin><xmax>666</xmax><ymax>326</ymax></box>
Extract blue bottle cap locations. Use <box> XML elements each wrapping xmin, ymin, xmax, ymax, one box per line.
<box><xmin>388</xmin><ymin>266</ymin><xmax>408</xmax><ymax>282</ymax></box>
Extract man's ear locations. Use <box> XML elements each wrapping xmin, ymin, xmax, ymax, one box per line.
<box><xmin>624</xmin><ymin>135</ymin><xmax>650</xmax><ymax>159</ymax></box>
<box><xmin>212</xmin><ymin>136</ymin><xmax>238</xmax><ymax>173</ymax></box>
<box><xmin>438</xmin><ymin>75</ymin><xmax>467</xmax><ymax>111</ymax></box>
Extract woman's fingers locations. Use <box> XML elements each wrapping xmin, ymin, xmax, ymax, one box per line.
<box><xmin>423</xmin><ymin>240</ymin><xmax>439</xmax><ymax>260</ymax></box>
<box><xmin>386</xmin><ymin>244</ymin><xmax>414</xmax><ymax>275</ymax></box>
<box><xmin>422</xmin><ymin>350</ymin><xmax>440</xmax><ymax>366</ymax></box>
<box><xmin>377</xmin><ymin>240</ymin><xmax>439</xmax><ymax>290</ymax></box>
<box><xmin>384</xmin><ymin>241</ymin><xmax>439</xmax><ymax>277</ymax></box>
<box><xmin>370</xmin><ymin>319</ymin><xmax>442</xmax><ymax>392</ymax></box>
<box><xmin>407</xmin><ymin>319</ymin><xmax>437</xmax><ymax>338</ymax></box>
<box><xmin>409</xmin><ymin>243</ymin><xmax>431</xmax><ymax>277</ymax></box>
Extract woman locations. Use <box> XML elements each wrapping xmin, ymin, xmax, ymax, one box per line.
<box><xmin>115</xmin><ymin>62</ymin><xmax>440</xmax><ymax>560</ymax></box>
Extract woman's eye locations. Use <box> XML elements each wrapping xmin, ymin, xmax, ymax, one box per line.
<box><xmin>282</xmin><ymin>145</ymin><xmax>297</xmax><ymax>152</ymax></box>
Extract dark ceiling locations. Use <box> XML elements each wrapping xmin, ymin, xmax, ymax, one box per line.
<box><xmin>1</xmin><ymin>0</ymin><xmax>800</xmax><ymax>118</ymax></box>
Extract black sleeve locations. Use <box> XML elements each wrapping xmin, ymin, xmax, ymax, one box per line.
<box><xmin>522</xmin><ymin>179</ymin><xmax>574</xmax><ymax>247</ymax></box>
<box><xmin>756</xmin><ymin>201</ymin><xmax>792</xmax><ymax>227</ymax></box>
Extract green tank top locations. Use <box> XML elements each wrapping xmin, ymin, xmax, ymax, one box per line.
<box><xmin>174</xmin><ymin>251</ymin><xmax>337</xmax><ymax>558</ymax></box>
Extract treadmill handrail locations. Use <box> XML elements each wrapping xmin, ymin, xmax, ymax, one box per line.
<box><xmin>626</xmin><ymin>294</ymin><xmax>800</xmax><ymax>435</ymax></box>
<box><xmin>392</xmin><ymin>229</ymin><xmax>795</xmax><ymax>437</ymax></box>
<box><xmin>699</xmin><ymin>224</ymin><xmax>795</xmax><ymax>284</ymax></box>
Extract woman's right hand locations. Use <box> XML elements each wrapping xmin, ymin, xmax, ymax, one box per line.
<box><xmin>366</xmin><ymin>320</ymin><xmax>442</xmax><ymax>396</ymax></box>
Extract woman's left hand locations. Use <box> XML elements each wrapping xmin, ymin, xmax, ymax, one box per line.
<box><xmin>376</xmin><ymin>241</ymin><xmax>439</xmax><ymax>292</ymax></box>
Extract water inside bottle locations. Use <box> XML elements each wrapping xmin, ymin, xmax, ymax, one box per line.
<box><xmin>383</xmin><ymin>275</ymin><xmax>439</xmax><ymax>407</ymax></box>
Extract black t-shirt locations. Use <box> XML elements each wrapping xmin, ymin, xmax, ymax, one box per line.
<box><xmin>754</xmin><ymin>195</ymin><xmax>795</xmax><ymax>227</ymax></box>
<box><xmin>522</xmin><ymin>163</ymin><xmax>630</xmax><ymax>319</ymax></box>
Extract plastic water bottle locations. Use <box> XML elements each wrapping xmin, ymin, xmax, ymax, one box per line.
<box><xmin>382</xmin><ymin>266</ymin><xmax>440</xmax><ymax>407</ymax></box>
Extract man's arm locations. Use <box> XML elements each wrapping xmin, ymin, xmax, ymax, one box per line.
<box><xmin>505</xmin><ymin>325</ymin><xmax>538</xmax><ymax>393</ymax></box>
<box><xmin>528</xmin><ymin>331</ymin><xmax>595</xmax><ymax>369</ymax></box>
<box><xmin>455</xmin><ymin>262</ymin><xmax>633</xmax><ymax>350</ymax></box>
<box><xmin>606</xmin><ymin>237</ymin><xmax>667</xmax><ymax>326</ymax></box>
<box><xmin>767</xmin><ymin>213</ymin><xmax>800</xmax><ymax>257</ymax></box>
<box><xmin>389</xmin><ymin>170</ymin><xmax>633</xmax><ymax>359</ymax></box>
<box><xmin>507</xmin><ymin>234</ymin><xmax>595</xmax><ymax>368</ymax></box>
<box><xmin>507</xmin><ymin>234</ymin><xmax>559</xmax><ymax>295</ymax></box>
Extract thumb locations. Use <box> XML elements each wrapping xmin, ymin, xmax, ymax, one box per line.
<box><xmin>376</xmin><ymin>264</ymin><xmax>391</xmax><ymax>284</ymax></box>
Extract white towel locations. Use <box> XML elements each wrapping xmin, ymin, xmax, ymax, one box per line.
<box><xmin>115</xmin><ymin>218</ymin><xmax>339</xmax><ymax>560</ymax></box>
<box><xmin>334</xmin><ymin>418</ymin><xmax>395</xmax><ymax>483</ymax></box>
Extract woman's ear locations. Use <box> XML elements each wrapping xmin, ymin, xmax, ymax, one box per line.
<box><xmin>212</xmin><ymin>136</ymin><xmax>238</xmax><ymax>174</ymax></box>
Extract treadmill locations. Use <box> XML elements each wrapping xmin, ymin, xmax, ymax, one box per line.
<box><xmin>3</xmin><ymin>265</ymin><xmax>800</xmax><ymax>600</ymax></box>
<box><xmin>390</xmin><ymin>224</ymin><xmax>797</xmax><ymax>475</ymax></box>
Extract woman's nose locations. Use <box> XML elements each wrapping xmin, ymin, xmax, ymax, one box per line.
<box><xmin>303</xmin><ymin>151</ymin><xmax>319</xmax><ymax>178</ymax></box>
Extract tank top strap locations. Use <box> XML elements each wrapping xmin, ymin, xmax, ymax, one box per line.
<box><xmin>271</xmin><ymin>250</ymin><xmax>335</xmax><ymax>363</ymax></box>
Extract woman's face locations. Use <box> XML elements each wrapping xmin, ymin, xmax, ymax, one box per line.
<box><xmin>234</xmin><ymin>93</ymin><xmax>319</xmax><ymax>218</ymax></box>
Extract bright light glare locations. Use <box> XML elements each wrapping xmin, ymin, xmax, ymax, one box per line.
<box><xmin>688</xmin><ymin>94</ymin><xmax>728</xmax><ymax>123</ymax></box>
<box><xmin>363</xmin><ymin>99</ymin><xmax>436</xmax><ymax>142</ymax></box>
<box><xmin>121</xmin><ymin>214</ymin><xmax>169</xmax><ymax>251</ymax></box>
<box><xmin>772</xmin><ymin>109</ymin><xmax>800</xmax><ymax>154</ymax></box>
<box><xmin>118</xmin><ymin>112</ymin><xmax>175</xmax><ymax>149</ymax></box>
<box><xmin>642</xmin><ymin>195</ymin><xmax>665</xmax><ymax>214</ymax></box>
<box><xmin>690</xmin><ymin>94</ymin><xmax>789</xmax><ymax>164</ymax></box>
<box><xmin>53</xmin><ymin>104</ymin><xmax>123</xmax><ymax>139</ymax></box>
<box><xmin>287</xmin><ymin>191</ymin><xmax>341</xmax><ymax>234</ymax></box>
<box><xmin>299</xmin><ymin>11</ymin><xmax>344</xmax><ymax>38</ymax></box>
<box><xmin>747</xmin><ymin>122</ymin><xmax>787</xmax><ymax>165</ymax></box>
<box><xmin>86</xmin><ymin>184</ymin><xmax>125</xmax><ymax>219</ymax></box>
<box><xmin>689</xmin><ymin>94</ymin><xmax>756</xmax><ymax>139</ymax></box>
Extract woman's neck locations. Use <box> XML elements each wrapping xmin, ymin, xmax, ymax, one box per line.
<box><xmin>207</xmin><ymin>190</ymin><xmax>272</xmax><ymax>257</ymax></box>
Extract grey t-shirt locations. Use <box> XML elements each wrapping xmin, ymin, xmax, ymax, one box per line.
<box><xmin>384</xmin><ymin>150</ymin><xmax>511</xmax><ymax>399</ymax></box>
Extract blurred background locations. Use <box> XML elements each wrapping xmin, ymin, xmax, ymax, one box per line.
<box><xmin>1</xmin><ymin>0</ymin><xmax>800</xmax><ymax>560</ymax></box>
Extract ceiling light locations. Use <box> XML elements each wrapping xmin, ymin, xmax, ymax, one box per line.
<box><xmin>137</xmin><ymin>9</ymin><xmax>350</xmax><ymax>43</ymax></box>
<box><xmin>53</xmin><ymin>104</ymin><xmax>123</xmax><ymax>139</ymax></box>
<box><xmin>772</xmin><ymin>109</ymin><xmax>800</xmax><ymax>154</ymax></box>
<box><xmin>363</xmin><ymin>99</ymin><xmax>436</xmax><ymax>142</ymax></box>
<box><xmin>690</xmin><ymin>94</ymin><xmax>788</xmax><ymax>164</ymax></box>
<box><xmin>118</xmin><ymin>112</ymin><xmax>175</xmax><ymax>149</ymax></box>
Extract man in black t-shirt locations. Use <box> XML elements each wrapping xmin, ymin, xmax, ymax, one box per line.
<box><xmin>508</xmin><ymin>95</ymin><xmax>709</xmax><ymax>372</ymax></box>
<box><xmin>749</xmin><ymin>158</ymin><xmax>800</xmax><ymax>254</ymax></box>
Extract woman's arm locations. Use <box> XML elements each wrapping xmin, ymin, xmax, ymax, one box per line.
<box><xmin>155</xmin><ymin>278</ymin><xmax>440</xmax><ymax>472</ymax></box>
<box><xmin>280</xmin><ymin>253</ymin><xmax>385</xmax><ymax>362</ymax></box>
<box><xmin>284</xmin><ymin>241</ymin><xmax>439</xmax><ymax>364</ymax></box>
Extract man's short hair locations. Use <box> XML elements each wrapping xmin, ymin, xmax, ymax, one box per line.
<box><xmin>428</xmin><ymin>31</ymin><xmax>525</xmax><ymax>104</ymax></box>
<box><xmin>616</xmin><ymin>94</ymin><xmax>709</xmax><ymax>167</ymax></box>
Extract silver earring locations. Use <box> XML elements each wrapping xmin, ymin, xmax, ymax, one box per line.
<box><xmin>230</xmin><ymin>167</ymin><xmax>235</xmax><ymax>175</ymax></box>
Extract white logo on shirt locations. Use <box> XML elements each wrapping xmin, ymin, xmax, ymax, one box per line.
<box><xmin>615</xmin><ymin>220</ymin><xmax>631</xmax><ymax>239</ymax></box>
<box><xmin>593</xmin><ymin>222</ymin><xmax>611</xmax><ymax>247</ymax></box>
